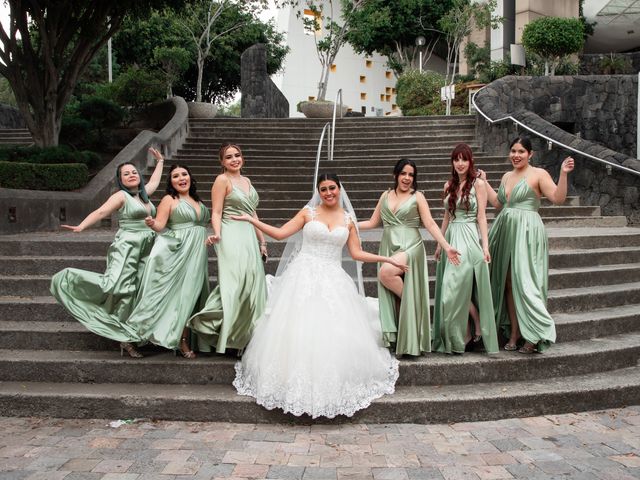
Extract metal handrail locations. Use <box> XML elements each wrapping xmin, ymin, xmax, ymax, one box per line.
<box><xmin>313</xmin><ymin>122</ymin><xmax>331</xmax><ymax>191</ymax></box>
<box><xmin>471</xmin><ymin>86</ymin><xmax>640</xmax><ymax>178</ymax></box>
<box><xmin>330</xmin><ymin>89</ymin><xmax>343</xmax><ymax>162</ymax></box>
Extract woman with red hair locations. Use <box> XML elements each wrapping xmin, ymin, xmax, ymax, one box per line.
<box><xmin>432</xmin><ymin>143</ymin><xmax>499</xmax><ymax>354</ymax></box>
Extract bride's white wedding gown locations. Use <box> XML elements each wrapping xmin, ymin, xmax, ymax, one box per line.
<box><xmin>233</xmin><ymin>210</ymin><xmax>399</xmax><ymax>419</ymax></box>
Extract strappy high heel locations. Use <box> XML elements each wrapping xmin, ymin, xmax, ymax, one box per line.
<box><xmin>175</xmin><ymin>337</ymin><xmax>196</xmax><ymax>359</ymax></box>
<box><xmin>119</xmin><ymin>342</ymin><xmax>143</xmax><ymax>358</ymax></box>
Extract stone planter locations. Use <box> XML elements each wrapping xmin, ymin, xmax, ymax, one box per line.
<box><xmin>187</xmin><ymin>102</ymin><xmax>217</xmax><ymax>118</ymax></box>
<box><xmin>298</xmin><ymin>101</ymin><xmax>348</xmax><ymax>118</ymax></box>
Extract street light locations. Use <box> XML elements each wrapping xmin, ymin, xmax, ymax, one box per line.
<box><xmin>415</xmin><ymin>36</ymin><xmax>426</xmax><ymax>73</ymax></box>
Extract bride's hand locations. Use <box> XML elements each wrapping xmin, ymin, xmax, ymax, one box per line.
<box><xmin>389</xmin><ymin>257</ymin><xmax>409</xmax><ymax>272</ymax></box>
<box><xmin>446</xmin><ymin>246</ymin><xmax>461</xmax><ymax>266</ymax></box>
<box><xmin>231</xmin><ymin>214</ymin><xmax>252</xmax><ymax>222</ymax></box>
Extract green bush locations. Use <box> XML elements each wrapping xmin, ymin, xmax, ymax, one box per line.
<box><xmin>77</xmin><ymin>96</ymin><xmax>125</xmax><ymax>131</ymax></box>
<box><xmin>396</xmin><ymin>70</ymin><xmax>446</xmax><ymax>116</ymax></box>
<box><xmin>598</xmin><ymin>54</ymin><xmax>633</xmax><ymax>74</ymax></box>
<box><xmin>522</xmin><ymin>17</ymin><xmax>584</xmax><ymax>74</ymax></box>
<box><xmin>0</xmin><ymin>146</ymin><xmax>100</xmax><ymax>169</ymax></box>
<box><xmin>60</xmin><ymin>115</ymin><xmax>96</xmax><ymax>149</ymax></box>
<box><xmin>0</xmin><ymin>161</ymin><xmax>88</xmax><ymax>190</ymax></box>
<box><xmin>112</xmin><ymin>66</ymin><xmax>165</xmax><ymax>111</ymax></box>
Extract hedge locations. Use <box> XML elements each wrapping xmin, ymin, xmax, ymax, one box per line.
<box><xmin>0</xmin><ymin>162</ymin><xmax>89</xmax><ymax>190</ymax></box>
<box><xmin>0</xmin><ymin>145</ymin><xmax>100</xmax><ymax>169</ymax></box>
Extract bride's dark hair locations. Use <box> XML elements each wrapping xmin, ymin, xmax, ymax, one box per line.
<box><xmin>316</xmin><ymin>173</ymin><xmax>341</xmax><ymax>189</ymax></box>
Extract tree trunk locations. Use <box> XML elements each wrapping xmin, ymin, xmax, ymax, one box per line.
<box><xmin>196</xmin><ymin>54</ymin><xmax>204</xmax><ymax>102</ymax></box>
<box><xmin>317</xmin><ymin>64</ymin><xmax>330</xmax><ymax>101</ymax></box>
<box><xmin>30</xmin><ymin>107</ymin><xmax>61</xmax><ymax>147</ymax></box>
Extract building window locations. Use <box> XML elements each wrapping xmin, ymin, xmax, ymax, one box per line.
<box><xmin>385</xmin><ymin>71</ymin><xmax>392</xmax><ymax>79</ymax></box>
<box><xmin>361</xmin><ymin>106</ymin><xmax>367</xmax><ymax>114</ymax></box>
<box><xmin>385</xmin><ymin>94</ymin><xmax>391</xmax><ymax>102</ymax></box>
<box><xmin>385</xmin><ymin>87</ymin><xmax>392</xmax><ymax>94</ymax></box>
<box><xmin>331</xmin><ymin>64</ymin><xmax>337</xmax><ymax>73</ymax></box>
<box><xmin>360</xmin><ymin>92</ymin><xmax>367</xmax><ymax>100</ymax></box>
<box><xmin>303</xmin><ymin>8</ymin><xmax>321</xmax><ymax>36</ymax></box>
<box><xmin>359</xmin><ymin>75</ymin><xmax>366</xmax><ymax>83</ymax></box>
<box><xmin>380</xmin><ymin>94</ymin><xmax>385</xmax><ymax>101</ymax></box>
<box><xmin>308</xmin><ymin>96</ymin><xmax>316</xmax><ymax>101</ymax></box>
<box><xmin>392</xmin><ymin>87</ymin><xmax>396</xmax><ymax>94</ymax></box>
<box><xmin>392</xmin><ymin>104</ymin><xmax>398</xmax><ymax>110</ymax></box>
<box><xmin>365</xmin><ymin>60</ymin><xmax>372</xmax><ymax>68</ymax></box>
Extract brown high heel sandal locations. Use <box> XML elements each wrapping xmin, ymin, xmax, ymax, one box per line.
<box><xmin>518</xmin><ymin>343</ymin><xmax>537</xmax><ymax>354</ymax></box>
<box><xmin>120</xmin><ymin>342</ymin><xmax>143</xmax><ymax>358</ymax></box>
<box><xmin>176</xmin><ymin>337</ymin><xmax>196</xmax><ymax>359</ymax></box>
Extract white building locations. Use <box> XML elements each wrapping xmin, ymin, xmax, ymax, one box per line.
<box><xmin>273</xmin><ymin>2</ymin><xmax>444</xmax><ymax>118</ymax></box>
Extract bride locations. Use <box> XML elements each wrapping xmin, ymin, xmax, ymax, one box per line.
<box><xmin>231</xmin><ymin>173</ymin><xmax>405</xmax><ymax>418</ymax></box>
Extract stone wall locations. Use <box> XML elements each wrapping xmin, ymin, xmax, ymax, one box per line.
<box><xmin>580</xmin><ymin>53</ymin><xmax>640</xmax><ymax>75</ymax></box>
<box><xmin>241</xmin><ymin>44</ymin><xmax>289</xmax><ymax>118</ymax></box>
<box><xmin>474</xmin><ymin>75</ymin><xmax>640</xmax><ymax>224</ymax></box>
<box><xmin>0</xmin><ymin>103</ymin><xmax>25</xmax><ymax>128</ymax></box>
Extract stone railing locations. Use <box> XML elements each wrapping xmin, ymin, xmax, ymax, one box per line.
<box><xmin>241</xmin><ymin>44</ymin><xmax>289</xmax><ymax>118</ymax></box>
<box><xmin>0</xmin><ymin>103</ymin><xmax>26</xmax><ymax>128</ymax></box>
<box><xmin>0</xmin><ymin>96</ymin><xmax>189</xmax><ymax>234</ymax></box>
<box><xmin>474</xmin><ymin>75</ymin><xmax>640</xmax><ymax>224</ymax></box>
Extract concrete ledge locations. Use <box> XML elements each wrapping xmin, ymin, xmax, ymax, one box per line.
<box><xmin>0</xmin><ymin>96</ymin><xmax>189</xmax><ymax>234</ymax></box>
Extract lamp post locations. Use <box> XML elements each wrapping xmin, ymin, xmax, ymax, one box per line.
<box><xmin>415</xmin><ymin>36</ymin><xmax>425</xmax><ymax>73</ymax></box>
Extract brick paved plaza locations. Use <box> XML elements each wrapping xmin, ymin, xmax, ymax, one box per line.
<box><xmin>1</xmin><ymin>407</ymin><xmax>639</xmax><ymax>479</ymax></box>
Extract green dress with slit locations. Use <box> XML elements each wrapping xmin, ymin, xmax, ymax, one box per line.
<box><xmin>189</xmin><ymin>184</ymin><xmax>267</xmax><ymax>353</ymax></box>
<box><xmin>50</xmin><ymin>192</ymin><xmax>156</xmax><ymax>342</ymax></box>
<box><xmin>488</xmin><ymin>178</ymin><xmax>555</xmax><ymax>352</ymax></box>
<box><xmin>124</xmin><ymin>199</ymin><xmax>211</xmax><ymax>350</ymax></box>
<box><xmin>432</xmin><ymin>186</ymin><xmax>499</xmax><ymax>354</ymax></box>
<box><xmin>377</xmin><ymin>191</ymin><xmax>431</xmax><ymax>355</ymax></box>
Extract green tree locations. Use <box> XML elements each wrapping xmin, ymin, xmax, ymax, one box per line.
<box><xmin>438</xmin><ymin>0</ymin><xmax>501</xmax><ymax>86</ymax></box>
<box><xmin>112</xmin><ymin>5</ymin><xmax>287</xmax><ymax>104</ymax></box>
<box><xmin>153</xmin><ymin>46</ymin><xmax>192</xmax><ymax>97</ymax></box>
<box><xmin>521</xmin><ymin>16</ymin><xmax>584</xmax><ymax>75</ymax></box>
<box><xmin>0</xmin><ymin>0</ymin><xmax>182</xmax><ymax>147</ymax></box>
<box><xmin>346</xmin><ymin>0</ymin><xmax>453</xmax><ymax>76</ymax></box>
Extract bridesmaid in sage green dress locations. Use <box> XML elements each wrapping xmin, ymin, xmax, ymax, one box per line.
<box><xmin>359</xmin><ymin>159</ymin><xmax>460</xmax><ymax>357</ymax></box>
<box><xmin>482</xmin><ymin>136</ymin><xmax>574</xmax><ymax>354</ymax></box>
<box><xmin>189</xmin><ymin>144</ymin><xmax>267</xmax><ymax>354</ymax></box>
<box><xmin>50</xmin><ymin>148</ymin><xmax>165</xmax><ymax>358</ymax></box>
<box><xmin>125</xmin><ymin>164</ymin><xmax>210</xmax><ymax>358</ymax></box>
<box><xmin>432</xmin><ymin>143</ymin><xmax>498</xmax><ymax>355</ymax></box>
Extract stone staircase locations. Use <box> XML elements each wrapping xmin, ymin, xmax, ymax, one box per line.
<box><xmin>0</xmin><ymin>116</ymin><xmax>638</xmax><ymax>423</ymax></box>
<box><xmin>0</xmin><ymin>128</ymin><xmax>33</xmax><ymax>146</ymax></box>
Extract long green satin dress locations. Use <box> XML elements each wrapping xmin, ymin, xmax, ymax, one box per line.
<box><xmin>50</xmin><ymin>192</ymin><xmax>156</xmax><ymax>342</ymax></box>
<box><xmin>432</xmin><ymin>187</ymin><xmax>499</xmax><ymax>354</ymax></box>
<box><xmin>189</xmin><ymin>184</ymin><xmax>267</xmax><ymax>353</ymax></box>
<box><xmin>378</xmin><ymin>191</ymin><xmax>431</xmax><ymax>356</ymax></box>
<box><xmin>488</xmin><ymin>178</ymin><xmax>555</xmax><ymax>352</ymax></box>
<box><xmin>125</xmin><ymin>199</ymin><xmax>211</xmax><ymax>350</ymax></box>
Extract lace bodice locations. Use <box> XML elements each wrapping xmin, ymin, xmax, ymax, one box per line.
<box><xmin>297</xmin><ymin>207</ymin><xmax>351</xmax><ymax>264</ymax></box>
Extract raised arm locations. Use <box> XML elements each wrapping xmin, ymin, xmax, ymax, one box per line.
<box><xmin>538</xmin><ymin>157</ymin><xmax>574</xmax><ymax>205</ymax></box>
<box><xmin>416</xmin><ymin>192</ymin><xmax>460</xmax><ymax>265</ymax></box>
<box><xmin>357</xmin><ymin>193</ymin><xmax>384</xmax><ymax>230</ymax></box>
<box><xmin>346</xmin><ymin>224</ymin><xmax>408</xmax><ymax>271</ymax></box>
<box><xmin>145</xmin><ymin>195</ymin><xmax>175</xmax><ymax>232</ymax></box>
<box><xmin>232</xmin><ymin>208</ymin><xmax>307</xmax><ymax>241</ymax></box>
<box><xmin>144</xmin><ymin>147</ymin><xmax>165</xmax><ymax>196</ymax></box>
<box><xmin>475</xmin><ymin>179</ymin><xmax>491</xmax><ymax>262</ymax></box>
<box><xmin>60</xmin><ymin>191</ymin><xmax>126</xmax><ymax>232</ymax></box>
<box><xmin>479</xmin><ymin>170</ymin><xmax>503</xmax><ymax>210</ymax></box>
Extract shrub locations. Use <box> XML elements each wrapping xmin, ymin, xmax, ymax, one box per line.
<box><xmin>60</xmin><ymin>115</ymin><xmax>96</xmax><ymax>150</ymax></box>
<box><xmin>0</xmin><ymin>146</ymin><xmax>101</xmax><ymax>169</ymax></box>
<box><xmin>0</xmin><ymin>161</ymin><xmax>88</xmax><ymax>190</ymax></box>
<box><xmin>112</xmin><ymin>67</ymin><xmax>165</xmax><ymax>111</ymax></box>
<box><xmin>396</xmin><ymin>70</ymin><xmax>446</xmax><ymax>116</ymax></box>
<box><xmin>77</xmin><ymin>96</ymin><xmax>125</xmax><ymax>131</ymax></box>
<box><xmin>522</xmin><ymin>17</ymin><xmax>584</xmax><ymax>75</ymax></box>
<box><xmin>598</xmin><ymin>54</ymin><xmax>633</xmax><ymax>74</ymax></box>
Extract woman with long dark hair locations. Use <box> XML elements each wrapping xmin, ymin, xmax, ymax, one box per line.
<box><xmin>358</xmin><ymin>158</ymin><xmax>460</xmax><ymax>357</ymax></box>
<box><xmin>482</xmin><ymin>136</ymin><xmax>574</xmax><ymax>353</ymax></box>
<box><xmin>50</xmin><ymin>148</ymin><xmax>165</xmax><ymax>358</ymax></box>
<box><xmin>124</xmin><ymin>164</ymin><xmax>211</xmax><ymax>358</ymax></box>
<box><xmin>188</xmin><ymin>144</ymin><xmax>267</xmax><ymax>354</ymax></box>
<box><xmin>432</xmin><ymin>143</ymin><xmax>498</xmax><ymax>355</ymax></box>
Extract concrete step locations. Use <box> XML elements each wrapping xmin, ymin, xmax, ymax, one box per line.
<box><xmin>174</xmin><ymin>156</ymin><xmax>508</xmax><ymax>165</ymax></box>
<box><xmin>2</xmin><ymin>227</ymin><xmax>638</xmax><ymax>257</ymax></box>
<box><xmin>182</xmin><ymin>136</ymin><xmax>476</xmax><ymax>148</ymax></box>
<box><xmin>189</xmin><ymin>115</ymin><xmax>477</xmax><ymax>126</ymax></box>
<box><xmin>0</xmin><ymin>365</ymin><xmax>638</xmax><ymax>423</ymax></box>
<box><xmin>188</xmin><ymin>129</ymin><xmax>476</xmax><ymax>139</ymax></box>
<box><xmin>0</xmin><ymin>332</ymin><xmax>638</xmax><ymax>387</ymax></box>
<box><xmin>176</xmin><ymin>145</ymin><xmax>483</xmax><ymax>157</ymax></box>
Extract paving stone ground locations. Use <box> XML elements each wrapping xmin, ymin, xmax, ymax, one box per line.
<box><xmin>1</xmin><ymin>407</ymin><xmax>640</xmax><ymax>479</ymax></box>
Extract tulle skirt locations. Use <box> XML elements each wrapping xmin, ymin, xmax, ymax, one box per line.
<box><xmin>233</xmin><ymin>252</ymin><xmax>399</xmax><ymax>419</ymax></box>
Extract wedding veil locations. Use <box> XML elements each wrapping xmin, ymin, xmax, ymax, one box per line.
<box><xmin>273</xmin><ymin>182</ymin><xmax>365</xmax><ymax>296</ymax></box>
